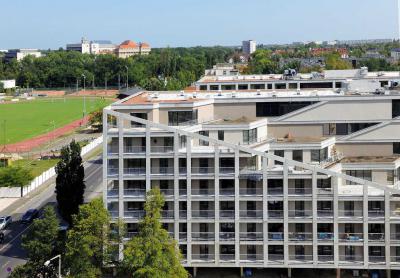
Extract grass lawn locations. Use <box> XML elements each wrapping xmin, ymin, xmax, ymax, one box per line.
<box><xmin>13</xmin><ymin>158</ymin><xmax>59</xmax><ymax>177</ymax></box>
<box><xmin>0</xmin><ymin>97</ymin><xmax>112</xmax><ymax>144</ymax></box>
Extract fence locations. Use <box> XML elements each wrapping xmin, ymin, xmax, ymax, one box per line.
<box><xmin>0</xmin><ymin>136</ymin><xmax>103</xmax><ymax>198</ymax></box>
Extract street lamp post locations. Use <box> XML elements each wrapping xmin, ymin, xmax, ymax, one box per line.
<box><xmin>44</xmin><ymin>254</ymin><xmax>62</xmax><ymax>277</ymax></box>
<box><xmin>82</xmin><ymin>74</ymin><xmax>86</xmax><ymax>92</ymax></box>
<box><xmin>125</xmin><ymin>66</ymin><xmax>129</xmax><ymax>89</ymax></box>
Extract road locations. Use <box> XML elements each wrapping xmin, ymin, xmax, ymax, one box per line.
<box><xmin>0</xmin><ymin>155</ymin><xmax>103</xmax><ymax>277</ymax></box>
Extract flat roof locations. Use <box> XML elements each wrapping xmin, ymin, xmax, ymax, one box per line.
<box><xmin>341</xmin><ymin>156</ymin><xmax>400</xmax><ymax>163</ymax></box>
<box><xmin>271</xmin><ymin>136</ymin><xmax>329</xmax><ymax>144</ymax></box>
<box><xmin>205</xmin><ymin>117</ymin><xmax>259</xmax><ymax>125</ymax></box>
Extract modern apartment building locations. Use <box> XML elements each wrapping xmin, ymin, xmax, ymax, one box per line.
<box><xmin>3</xmin><ymin>49</ymin><xmax>42</xmax><ymax>62</ymax></box>
<box><xmin>103</xmin><ymin>70</ymin><xmax>400</xmax><ymax>277</ymax></box>
<box><xmin>242</xmin><ymin>40</ymin><xmax>256</xmax><ymax>55</ymax></box>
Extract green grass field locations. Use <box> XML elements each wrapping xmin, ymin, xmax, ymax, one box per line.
<box><xmin>0</xmin><ymin>97</ymin><xmax>112</xmax><ymax>144</ymax></box>
<box><xmin>13</xmin><ymin>159</ymin><xmax>59</xmax><ymax>178</ymax></box>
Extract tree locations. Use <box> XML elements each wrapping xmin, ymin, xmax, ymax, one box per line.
<box><xmin>64</xmin><ymin>198</ymin><xmax>110</xmax><ymax>277</ymax></box>
<box><xmin>0</xmin><ymin>166</ymin><xmax>33</xmax><ymax>188</ymax></box>
<box><xmin>88</xmin><ymin>109</ymin><xmax>103</xmax><ymax>131</ymax></box>
<box><xmin>325</xmin><ymin>53</ymin><xmax>352</xmax><ymax>70</ymax></box>
<box><xmin>11</xmin><ymin>206</ymin><xmax>60</xmax><ymax>277</ymax></box>
<box><xmin>122</xmin><ymin>188</ymin><xmax>188</xmax><ymax>278</ymax></box>
<box><xmin>55</xmin><ymin>140</ymin><xmax>85</xmax><ymax>224</ymax></box>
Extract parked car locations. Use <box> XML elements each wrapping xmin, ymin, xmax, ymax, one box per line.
<box><xmin>21</xmin><ymin>209</ymin><xmax>39</xmax><ymax>224</ymax></box>
<box><xmin>0</xmin><ymin>216</ymin><xmax>12</xmax><ymax>230</ymax></box>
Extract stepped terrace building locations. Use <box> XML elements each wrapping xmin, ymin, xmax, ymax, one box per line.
<box><xmin>103</xmin><ymin>79</ymin><xmax>400</xmax><ymax>277</ymax></box>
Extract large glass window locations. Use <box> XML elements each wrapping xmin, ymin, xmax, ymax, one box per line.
<box><xmin>130</xmin><ymin>112</ymin><xmax>147</xmax><ymax>127</ymax></box>
<box><xmin>394</xmin><ymin>143</ymin><xmax>400</xmax><ymax>154</ymax></box>
<box><xmin>345</xmin><ymin>170</ymin><xmax>372</xmax><ymax>185</ymax></box>
<box><xmin>168</xmin><ymin>110</ymin><xmax>198</xmax><ymax>126</ymax></box>
<box><xmin>218</xmin><ymin>130</ymin><xmax>224</xmax><ymax>141</ymax></box>
<box><xmin>243</xmin><ymin>128</ymin><xmax>257</xmax><ymax>144</ymax></box>
<box><xmin>274</xmin><ymin>150</ymin><xmax>284</xmax><ymax>165</ymax></box>
<box><xmin>311</xmin><ymin>148</ymin><xmax>328</xmax><ymax>163</ymax></box>
<box><xmin>393</xmin><ymin>100</ymin><xmax>400</xmax><ymax>118</ymax></box>
<box><xmin>292</xmin><ymin>150</ymin><xmax>303</xmax><ymax>162</ymax></box>
<box><xmin>256</xmin><ymin>102</ymin><xmax>316</xmax><ymax>117</ymax></box>
<box><xmin>199</xmin><ymin>131</ymin><xmax>209</xmax><ymax>146</ymax></box>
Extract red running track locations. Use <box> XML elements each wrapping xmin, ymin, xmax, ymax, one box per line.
<box><xmin>1</xmin><ymin>116</ymin><xmax>90</xmax><ymax>153</ymax></box>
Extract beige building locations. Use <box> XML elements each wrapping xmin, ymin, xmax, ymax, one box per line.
<box><xmin>115</xmin><ymin>40</ymin><xmax>151</xmax><ymax>59</ymax></box>
<box><xmin>103</xmin><ymin>70</ymin><xmax>400</xmax><ymax>277</ymax></box>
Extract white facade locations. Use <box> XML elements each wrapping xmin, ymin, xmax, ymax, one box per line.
<box><xmin>242</xmin><ymin>40</ymin><xmax>256</xmax><ymax>55</ymax></box>
<box><xmin>4</xmin><ymin>49</ymin><xmax>41</xmax><ymax>62</ymax></box>
<box><xmin>0</xmin><ymin>80</ymin><xmax>16</xmax><ymax>89</ymax></box>
<box><xmin>66</xmin><ymin>38</ymin><xmax>117</xmax><ymax>54</ymax></box>
<box><xmin>103</xmin><ymin>75</ymin><xmax>400</xmax><ymax>275</ymax></box>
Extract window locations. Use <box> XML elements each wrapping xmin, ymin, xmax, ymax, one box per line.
<box><xmin>323</xmin><ymin>123</ymin><xmax>377</xmax><ymax>135</ymax></box>
<box><xmin>275</xmin><ymin>83</ymin><xmax>286</xmax><ymax>90</ymax></box>
<box><xmin>256</xmin><ymin>102</ymin><xmax>316</xmax><ymax>117</ymax></box>
<box><xmin>238</xmin><ymin>84</ymin><xmax>248</xmax><ymax>90</ymax></box>
<box><xmin>345</xmin><ymin>170</ymin><xmax>372</xmax><ymax>185</ymax></box>
<box><xmin>387</xmin><ymin>170</ymin><xmax>395</xmax><ymax>185</ymax></box>
<box><xmin>394</xmin><ymin>143</ymin><xmax>400</xmax><ymax>154</ymax></box>
<box><xmin>209</xmin><ymin>85</ymin><xmax>219</xmax><ymax>91</ymax></box>
<box><xmin>300</xmin><ymin>82</ymin><xmax>333</xmax><ymax>89</ymax></box>
<box><xmin>267</xmin><ymin>84</ymin><xmax>273</xmax><ymax>90</ymax></box>
<box><xmin>393</xmin><ymin>100</ymin><xmax>400</xmax><ymax>118</ymax></box>
<box><xmin>221</xmin><ymin>85</ymin><xmax>235</xmax><ymax>90</ymax></box>
<box><xmin>274</xmin><ymin>150</ymin><xmax>284</xmax><ymax>165</ymax></box>
<box><xmin>199</xmin><ymin>85</ymin><xmax>207</xmax><ymax>91</ymax></box>
<box><xmin>130</xmin><ymin>112</ymin><xmax>147</xmax><ymax>127</ymax></box>
<box><xmin>168</xmin><ymin>110</ymin><xmax>197</xmax><ymax>126</ymax></box>
<box><xmin>250</xmin><ymin>84</ymin><xmax>265</xmax><ymax>90</ymax></box>
<box><xmin>218</xmin><ymin>130</ymin><xmax>225</xmax><ymax>141</ymax></box>
<box><xmin>288</xmin><ymin>83</ymin><xmax>298</xmax><ymax>89</ymax></box>
<box><xmin>292</xmin><ymin>150</ymin><xmax>303</xmax><ymax>162</ymax></box>
<box><xmin>243</xmin><ymin>128</ymin><xmax>257</xmax><ymax>144</ymax></box>
<box><xmin>311</xmin><ymin>148</ymin><xmax>328</xmax><ymax>163</ymax></box>
<box><xmin>199</xmin><ymin>131</ymin><xmax>209</xmax><ymax>146</ymax></box>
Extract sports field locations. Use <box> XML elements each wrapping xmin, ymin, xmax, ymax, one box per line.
<box><xmin>0</xmin><ymin>97</ymin><xmax>112</xmax><ymax>144</ymax></box>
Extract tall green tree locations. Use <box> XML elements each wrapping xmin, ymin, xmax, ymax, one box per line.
<box><xmin>55</xmin><ymin>140</ymin><xmax>85</xmax><ymax>224</ymax></box>
<box><xmin>65</xmin><ymin>198</ymin><xmax>110</xmax><ymax>278</ymax></box>
<box><xmin>11</xmin><ymin>206</ymin><xmax>60</xmax><ymax>278</ymax></box>
<box><xmin>122</xmin><ymin>188</ymin><xmax>187</xmax><ymax>278</ymax></box>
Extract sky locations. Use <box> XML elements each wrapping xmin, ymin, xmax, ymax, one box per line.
<box><xmin>0</xmin><ymin>0</ymin><xmax>399</xmax><ymax>49</ymax></box>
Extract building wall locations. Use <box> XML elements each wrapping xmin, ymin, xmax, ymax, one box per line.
<box><xmin>336</xmin><ymin>143</ymin><xmax>393</xmax><ymax>157</ymax></box>
<box><xmin>268</xmin><ymin>124</ymin><xmax>324</xmax><ymax>138</ymax></box>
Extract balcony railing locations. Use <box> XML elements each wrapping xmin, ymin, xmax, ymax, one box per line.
<box><xmin>239</xmin><ymin>188</ymin><xmax>263</xmax><ymax>196</ymax></box>
<box><xmin>369</xmin><ymin>256</ymin><xmax>386</xmax><ymax>263</ymax></box>
<box><xmin>109</xmin><ymin>210</ymin><xmax>119</xmax><ymax>219</ymax></box>
<box><xmin>391</xmin><ymin>233</ymin><xmax>400</xmax><ymax>241</ymax></box>
<box><xmin>338</xmin><ymin>210</ymin><xmax>363</xmax><ymax>218</ymax></box>
<box><xmin>239</xmin><ymin>210</ymin><xmax>263</xmax><ymax>219</ymax></box>
<box><xmin>391</xmin><ymin>211</ymin><xmax>400</xmax><ymax>218</ymax></box>
<box><xmin>159</xmin><ymin>189</ymin><xmax>174</xmax><ymax>196</ymax></box>
<box><xmin>191</xmin><ymin>254</ymin><xmax>215</xmax><ymax>262</ymax></box>
<box><xmin>268</xmin><ymin>232</ymin><xmax>284</xmax><ymax>241</ymax></box>
<box><xmin>107</xmin><ymin>146</ymin><xmax>119</xmax><ymax>154</ymax></box>
<box><xmin>192</xmin><ymin>232</ymin><xmax>215</xmax><ymax>241</ymax></box>
<box><xmin>220</xmin><ymin>254</ymin><xmax>235</xmax><ymax>262</ymax></box>
<box><xmin>339</xmin><ymin>255</ymin><xmax>364</xmax><ymax>264</ymax></box>
<box><xmin>339</xmin><ymin>233</ymin><xmax>364</xmax><ymax>242</ymax></box>
<box><xmin>126</xmin><ymin>231</ymin><xmax>138</xmax><ymax>238</ymax></box>
<box><xmin>179</xmin><ymin>232</ymin><xmax>187</xmax><ymax>241</ymax></box>
<box><xmin>317</xmin><ymin>232</ymin><xmax>334</xmax><ymax>241</ymax></box>
<box><xmin>192</xmin><ymin>210</ymin><xmax>215</xmax><ymax>219</ymax></box>
<box><xmin>220</xmin><ymin>210</ymin><xmax>235</xmax><ymax>219</ymax></box>
<box><xmin>391</xmin><ymin>256</ymin><xmax>400</xmax><ymax>263</ymax></box>
<box><xmin>288</xmin><ymin>232</ymin><xmax>313</xmax><ymax>241</ymax></box>
<box><xmin>288</xmin><ymin>210</ymin><xmax>312</xmax><ymax>218</ymax></box>
<box><xmin>368</xmin><ymin>233</ymin><xmax>385</xmax><ymax>241</ymax></box>
<box><xmin>220</xmin><ymin>188</ymin><xmax>235</xmax><ymax>196</ymax></box>
<box><xmin>220</xmin><ymin>232</ymin><xmax>235</xmax><ymax>241</ymax></box>
<box><xmin>268</xmin><ymin>188</ymin><xmax>283</xmax><ymax>196</ymax></box>
<box><xmin>179</xmin><ymin>210</ymin><xmax>187</xmax><ymax>219</ymax></box>
<box><xmin>268</xmin><ymin>210</ymin><xmax>283</xmax><ymax>219</ymax></box>
<box><xmin>240</xmin><ymin>254</ymin><xmax>264</xmax><ymax>262</ymax></box>
<box><xmin>317</xmin><ymin>188</ymin><xmax>332</xmax><ymax>195</ymax></box>
<box><xmin>124</xmin><ymin>145</ymin><xmax>146</xmax><ymax>153</ymax></box>
<box><xmin>318</xmin><ymin>255</ymin><xmax>334</xmax><ymax>262</ymax></box>
<box><xmin>191</xmin><ymin>188</ymin><xmax>214</xmax><ymax>196</ymax></box>
<box><xmin>124</xmin><ymin>189</ymin><xmax>146</xmax><ymax>197</ymax></box>
<box><xmin>317</xmin><ymin>210</ymin><xmax>333</xmax><ymax>218</ymax></box>
<box><xmin>179</xmin><ymin>167</ymin><xmax>187</xmax><ymax>175</ymax></box>
<box><xmin>124</xmin><ymin>210</ymin><xmax>145</xmax><ymax>219</ymax></box>
<box><xmin>179</xmin><ymin>188</ymin><xmax>187</xmax><ymax>196</ymax></box>
<box><xmin>288</xmin><ymin>187</ymin><xmax>312</xmax><ymax>195</ymax></box>
<box><xmin>268</xmin><ymin>254</ymin><xmax>284</xmax><ymax>262</ymax></box>
<box><xmin>151</xmin><ymin>167</ymin><xmax>174</xmax><ymax>175</ymax></box>
<box><xmin>108</xmin><ymin>168</ymin><xmax>119</xmax><ymax>176</ymax></box>
<box><xmin>191</xmin><ymin>167</ymin><xmax>214</xmax><ymax>175</ymax></box>
<box><xmin>107</xmin><ymin>189</ymin><xmax>118</xmax><ymax>197</ymax></box>
<box><xmin>289</xmin><ymin>255</ymin><xmax>313</xmax><ymax>263</ymax></box>
<box><xmin>124</xmin><ymin>168</ymin><xmax>146</xmax><ymax>176</ymax></box>
<box><xmin>161</xmin><ymin>210</ymin><xmax>174</xmax><ymax>219</ymax></box>
<box><xmin>239</xmin><ymin>232</ymin><xmax>263</xmax><ymax>241</ymax></box>
<box><xmin>150</xmin><ymin>146</ymin><xmax>174</xmax><ymax>153</ymax></box>
<box><xmin>219</xmin><ymin>167</ymin><xmax>235</xmax><ymax>175</ymax></box>
<box><xmin>368</xmin><ymin>210</ymin><xmax>385</xmax><ymax>218</ymax></box>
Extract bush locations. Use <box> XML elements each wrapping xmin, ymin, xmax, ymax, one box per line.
<box><xmin>0</xmin><ymin>166</ymin><xmax>33</xmax><ymax>187</ymax></box>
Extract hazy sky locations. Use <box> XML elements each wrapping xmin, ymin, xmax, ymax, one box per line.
<box><xmin>1</xmin><ymin>0</ymin><xmax>399</xmax><ymax>49</ymax></box>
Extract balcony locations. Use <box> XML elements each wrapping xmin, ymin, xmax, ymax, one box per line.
<box><xmin>391</xmin><ymin>256</ymin><xmax>400</xmax><ymax>263</ymax></box>
<box><xmin>109</xmin><ymin>210</ymin><xmax>119</xmax><ymax>219</ymax></box>
<box><xmin>161</xmin><ymin>210</ymin><xmax>174</xmax><ymax>219</ymax></box>
<box><xmin>107</xmin><ymin>189</ymin><xmax>118</xmax><ymax>197</ymax></box>
<box><xmin>219</xmin><ymin>167</ymin><xmax>235</xmax><ymax>175</ymax></box>
<box><xmin>318</xmin><ymin>255</ymin><xmax>334</xmax><ymax>263</ymax></box>
<box><xmin>159</xmin><ymin>189</ymin><xmax>174</xmax><ymax>197</ymax></box>
<box><xmin>391</xmin><ymin>233</ymin><xmax>400</xmax><ymax>241</ymax></box>
<box><xmin>220</xmin><ymin>188</ymin><xmax>235</xmax><ymax>196</ymax></box>
<box><xmin>338</xmin><ymin>210</ymin><xmax>363</xmax><ymax>218</ymax></box>
<box><xmin>239</xmin><ymin>232</ymin><xmax>263</xmax><ymax>241</ymax></box>
<box><xmin>339</xmin><ymin>233</ymin><xmax>363</xmax><ymax>242</ymax></box>
<box><xmin>268</xmin><ymin>188</ymin><xmax>283</xmax><ymax>196</ymax></box>
<box><xmin>191</xmin><ymin>254</ymin><xmax>215</xmax><ymax>262</ymax></box>
<box><xmin>288</xmin><ymin>210</ymin><xmax>312</xmax><ymax>218</ymax></box>
<box><xmin>191</xmin><ymin>188</ymin><xmax>214</xmax><ymax>197</ymax></box>
<box><xmin>179</xmin><ymin>210</ymin><xmax>187</xmax><ymax>219</ymax></box>
<box><xmin>179</xmin><ymin>232</ymin><xmax>187</xmax><ymax>241</ymax></box>
<box><xmin>339</xmin><ymin>255</ymin><xmax>364</xmax><ymax>264</ymax></box>
<box><xmin>239</xmin><ymin>210</ymin><xmax>263</xmax><ymax>219</ymax></box>
<box><xmin>368</xmin><ymin>210</ymin><xmax>384</xmax><ymax>218</ymax></box>
<box><xmin>317</xmin><ymin>210</ymin><xmax>333</xmax><ymax>218</ymax></box>
<box><xmin>124</xmin><ymin>210</ymin><xmax>145</xmax><ymax>219</ymax></box>
<box><xmin>179</xmin><ymin>167</ymin><xmax>187</xmax><ymax>175</ymax></box>
<box><xmin>268</xmin><ymin>232</ymin><xmax>284</xmax><ymax>241</ymax></box>
<box><xmin>220</xmin><ymin>210</ymin><xmax>235</xmax><ymax>219</ymax></box>
<box><xmin>317</xmin><ymin>232</ymin><xmax>334</xmax><ymax>241</ymax></box>
<box><xmin>151</xmin><ymin>167</ymin><xmax>174</xmax><ymax>175</ymax></box>
<box><xmin>369</xmin><ymin>256</ymin><xmax>386</xmax><ymax>263</ymax></box>
<box><xmin>191</xmin><ymin>167</ymin><xmax>214</xmax><ymax>175</ymax></box>
<box><xmin>268</xmin><ymin>254</ymin><xmax>284</xmax><ymax>263</ymax></box>
<box><xmin>368</xmin><ymin>233</ymin><xmax>385</xmax><ymax>242</ymax></box>
<box><xmin>124</xmin><ymin>146</ymin><xmax>146</xmax><ymax>154</ymax></box>
<box><xmin>108</xmin><ymin>168</ymin><xmax>118</xmax><ymax>176</ymax></box>
<box><xmin>179</xmin><ymin>188</ymin><xmax>187</xmax><ymax>196</ymax></box>
<box><xmin>288</xmin><ymin>255</ymin><xmax>313</xmax><ymax>263</ymax></box>
<box><xmin>107</xmin><ymin>145</ymin><xmax>119</xmax><ymax>154</ymax></box>
<box><xmin>192</xmin><ymin>232</ymin><xmax>215</xmax><ymax>241</ymax></box>
<box><xmin>268</xmin><ymin>210</ymin><xmax>283</xmax><ymax>219</ymax></box>
<box><xmin>124</xmin><ymin>168</ymin><xmax>146</xmax><ymax>176</ymax></box>
<box><xmin>220</xmin><ymin>254</ymin><xmax>235</xmax><ymax>262</ymax></box>
<box><xmin>240</xmin><ymin>253</ymin><xmax>263</xmax><ymax>263</ymax></box>
<box><xmin>239</xmin><ymin>188</ymin><xmax>263</xmax><ymax>196</ymax></box>
<box><xmin>150</xmin><ymin>146</ymin><xmax>174</xmax><ymax>153</ymax></box>
<box><xmin>288</xmin><ymin>187</ymin><xmax>312</xmax><ymax>196</ymax></box>
<box><xmin>124</xmin><ymin>189</ymin><xmax>146</xmax><ymax>198</ymax></box>
<box><xmin>288</xmin><ymin>232</ymin><xmax>312</xmax><ymax>241</ymax></box>
<box><xmin>192</xmin><ymin>210</ymin><xmax>215</xmax><ymax>219</ymax></box>
<box><xmin>220</xmin><ymin>232</ymin><xmax>235</xmax><ymax>241</ymax></box>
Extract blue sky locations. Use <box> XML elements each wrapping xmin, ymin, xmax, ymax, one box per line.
<box><xmin>0</xmin><ymin>0</ymin><xmax>398</xmax><ymax>49</ymax></box>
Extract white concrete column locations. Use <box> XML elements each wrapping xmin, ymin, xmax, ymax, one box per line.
<box><xmin>174</xmin><ymin>132</ymin><xmax>179</xmax><ymax>242</ymax></box>
<box><xmin>385</xmin><ymin>191</ymin><xmax>391</xmax><ymax>268</ymax></box>
<box><xmin>333</xmin><ymin>177</ymin><xmax>339</xmax><ymax>267</ymax></box>
<box><xmin>118</xmin><ymin>117</ymin><xmax>124</xmax><ymax>220</ymax></box>
<box><xmin>262</xmin><ymin>156</ymin><xmax>269</xmax><ymax>266</ymax></box>
<box><xmin>283</xmin><ymin>162</ymin><xmax>289</xmax><ymax>265</ymax></box>
<box><xmin>363</xmin><ymin>183</ymin><xmax>369</xmax><ymax>267</ymax></box>
<box><xmin>234</xmin><ymin>149</ymin><xmax>240</xmax><ymax>265</ymax></box>
<box><xmin>102</xmin><ymin>110</ymin><xmax>108</xmax><ymax>208</ymax></box>
<box><xmin>214</xmin><ymin>145</ymin><xmax>220</xmax><ymax>264</ymax></box>
<box><xmin>145</xmin><ymin>126</ymin><xmax>151</xmax><ymax>192</ymax></box>
<box><xmin>186</xmin><ymin>137</ymin><xmax>192</xmax><ymax>265</ymax></box>
<box><xmin>312</xmin><ymin>170</ymin><xmax>318</xmax><ymax>266</ymax></box>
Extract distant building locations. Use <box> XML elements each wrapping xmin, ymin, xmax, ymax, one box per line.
<box><xmin>391</xmin><ymin>49</ymin><xmax>400</xmax><ymax>61</ymax></box>
<box><xmin>364</xmin><ymin>49</ymin><xmax>385</xmax><ymax>59</ymax></box>
<box><xmin>66</xmin><ymin>38</ymin><xmax>117</xmax><ymax>54</ymax></box>
<box><xmin>4</xmin><ymin>49</ymin><xmax>42</xmax><ymax>62</ymax></box>
<box><xmin>0</xmin><ymin>80</ymin><xmax>16</xmax><ymax>89</ymax></box>
<box><xmin>115</xmin><ymin>40</ymin><xmax>151</xmax><ymax>59</ymax></box>
<box><xmin>338</xmin><ymin>39</ymin><xmax>393</xmax><ymax>45</ymax></box>
<box><xmin>242</xmin><ymin>40</ymin><xmax>256</xmax><ymax>55</ymax></box>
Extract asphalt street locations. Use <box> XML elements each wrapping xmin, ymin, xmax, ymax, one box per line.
<box><xmin>0</xmin><ymin>155</ymin><xmax>103</xmax><ymax>277</ymax></box>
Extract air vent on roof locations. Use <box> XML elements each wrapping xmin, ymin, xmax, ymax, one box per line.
<box><xmin>257</xmin><ymin>90</ymin><xmax>261</xmax><ymax>95</ymax></box>
<box><xmin>296</xmin><ymin>89</ymin><xmax>301</xmax><ymax>95</ymax></box>
<box><xmin>179</xmin><ymin>91</ymin><xmax>184</xmax><ymax>97</ymax></box>
<box><xmin>193</xmin><ymin>93</ymin><xmax>197</xmax><ymax>98</ymax></box>
<box><xmin>152</xmin><ymin>93</ymin><xmax>159</xmax><ymax>99</ymax></box>
<box><xmin>218</xmin><ymin>90</ymin><xmax>222</xmax><ymax>96</ymax></box>
<box><xmin>231</xmin><ymin>93</ymin><xmax>236</xmax><ymax>98</ymax></box>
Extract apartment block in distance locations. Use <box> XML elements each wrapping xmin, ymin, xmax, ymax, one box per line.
<box><xmin>4</xmin><ymin>49</ymin><xmax>41</xmax><ymax>62</ymax></box>
<box><xmin>103</xmin><ymin>68</ymin><xmax>400</xmax><ymax>277</ymax></box>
